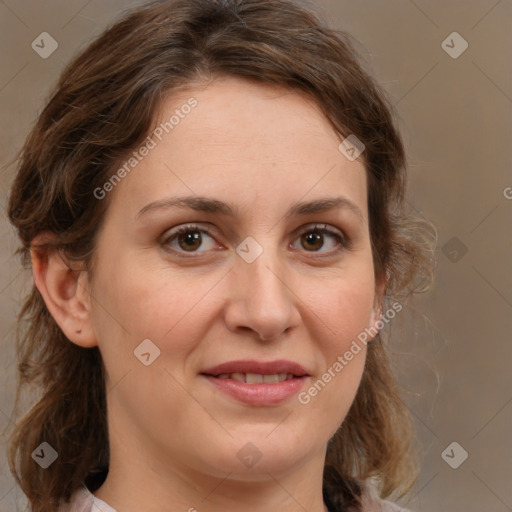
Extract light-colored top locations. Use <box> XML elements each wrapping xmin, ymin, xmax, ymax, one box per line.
<box><xmin>360</xmin><ymin>484</ymin><xmax>410</xmax><ymax>512</ymax></box>
<box><xmin>61</xmin><ymin>484</ymin><xmax>409</xmax><ymax>511</ymax></box>
<box><xmin>59</xmin><ymin>486</ymin><xmax>116</xmax><ymax>512</ymax></box>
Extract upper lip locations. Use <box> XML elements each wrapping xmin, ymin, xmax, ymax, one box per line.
<box><xmin>201</xmin><ymin>359</ymin><xmax>310</xmax><ymax>377</ymax></box>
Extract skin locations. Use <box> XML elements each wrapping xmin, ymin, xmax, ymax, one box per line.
<box><xmin>33</xmin><ymin>76</ymin><xmax>382</xmax><ymax>512</ymax></box>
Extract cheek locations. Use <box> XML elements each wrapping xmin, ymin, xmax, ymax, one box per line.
<box><xmin>308</xmin><ymin>267</ymin><xmax>375</xmax><ymax>349</ymax></box>
<box><xmin>87</xmin><ymin>256</ymin><xmax>214</xmax><ymax>433</ymax></box>
<box><xmin>296</xmin><ymin>268</ymin><xmax>373</xmax><ymax>429</ymax></box>
<box><xmin>88</xmin><ymin>251</ymin><xmax>227</xmax><ymax>376</ymax></box>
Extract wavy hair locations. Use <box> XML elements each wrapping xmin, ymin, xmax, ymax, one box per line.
<box><xmin>6</xmin><ymin>1</ymin><xmax>435</xmax><ymax>511</ymax></box>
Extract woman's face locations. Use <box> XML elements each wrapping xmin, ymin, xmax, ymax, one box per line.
<box><xmin>86</xmin><ymin>76</ymin><xmax>378</xmax><ymax>481</ymax></box>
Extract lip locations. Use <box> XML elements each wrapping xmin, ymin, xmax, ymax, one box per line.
<box><xmin>203</xmin><ymin>375</ymin><xmax>309</xmax><ymax>405</ymax></box>
<box><xmin>200</xmin><ymin>359</ymin><xmax>311</xmax><ymax>406</ymax></box>
<box><xmin>201</xmin><ymin>359</ymin><xmax>309</xmax><ymax>377</ymax></box>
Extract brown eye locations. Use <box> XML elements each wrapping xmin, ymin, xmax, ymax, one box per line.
<box><xmin>301</xmin><ymin>232</ymin><xmax>324</xmax><ymax>251</ymax></box>
<box><xmin>291</xmin><ymin>224</ymin><xmax>347</xmax><ymax>254</ymax></box>
<box><xmin>176</xmin><ymin>230</ymin><xmax>203</xmax><ymax>251</ymax></box>
<box><xmin>162</xmin><ymin>224</ymin><xmax>218</xmax><ymax>254</ymax></box>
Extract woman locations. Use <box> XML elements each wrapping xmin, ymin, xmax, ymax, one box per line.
<box><xmin>7</xmin><ymin>1</ymin><xmax>434</xmax><ymax>511</ymax></box>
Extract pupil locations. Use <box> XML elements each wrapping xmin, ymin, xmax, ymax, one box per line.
<box><xmin>179</xmin><ymin>232</ymin><xmax>201</xmax><ymax>250</ymax></box>
<box><xmin>304</xmin><ymin>232</ymin><xmax>322</xmax><ymax>250</ymax></box>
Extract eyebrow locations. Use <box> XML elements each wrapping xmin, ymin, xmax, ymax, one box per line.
<box><xmin>136</xmin><ymin>195</ymin><xmax>364</xmax><ymax>221</ymax></box>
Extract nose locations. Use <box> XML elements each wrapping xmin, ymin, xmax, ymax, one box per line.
<box><xmin>223</xmin><ymin>244</ymin><xmax>301</xmax><ymax>341</ymax></box>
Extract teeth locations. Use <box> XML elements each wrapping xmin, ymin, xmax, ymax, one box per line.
<box><xmin>246</xmin><ymin>373</ymin><xmax>264</xmax><ymax>384</ymax></box>
<box><xmin>214</xmin><ymin>372</ymin><xmax>294</xmax><ymax>384</ymax></box>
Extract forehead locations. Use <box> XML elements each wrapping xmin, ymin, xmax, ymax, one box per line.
<box><xmin>105</xmin><ymin>76</ymin><xmax>367</xmax><ymax>221</ymax></box>
<box><xmin>155</xmin><ymin>76</ymin><xmax>346</xmax><ymax>161</ymax></box>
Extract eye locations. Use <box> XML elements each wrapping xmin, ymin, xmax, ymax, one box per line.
<box><xmin>161</xmin><ymin>224</ymin><xmax>220</xmax><ymax>255</ymax></box>
<box><xmin>290</xmin><ymin>224</ymin><xmax>348</xmax><ymax>254</ymax></box>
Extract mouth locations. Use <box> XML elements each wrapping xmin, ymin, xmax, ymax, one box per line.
<box><xmin>200</xmin><ymin>360</ymin><xmax>310</xmax><ymax>405</ymax></box>
<box><xmin>201</xmin><ymin>359</ymin><xmax>309</xmax><ymax>380</ymax></box>
<box><xmin>210</xmin><ymin>372</ymin><xmax>297</xmax><ymax>384</ymax></box>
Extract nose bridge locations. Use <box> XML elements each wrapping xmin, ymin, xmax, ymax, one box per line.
<box><xmin>225</xmin><ymin>236</ymin><xmax>299</xmax><ymax>339</ymax></box>
<box><xmin>244</xmin><ymin>244</ymin><xmax>286</xmax><ymax>302</ymax></box>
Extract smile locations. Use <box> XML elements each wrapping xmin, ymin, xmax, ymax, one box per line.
<box><xmin>213</xmin><ymin>372</ymin><xmax>296</xmax><ymax>384</ymax></box>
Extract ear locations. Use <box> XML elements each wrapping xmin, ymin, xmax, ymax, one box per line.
<box><xmin>30</xmin><ymin>234</ymin><xmax>97</xmax><ymax>348</ymax></box>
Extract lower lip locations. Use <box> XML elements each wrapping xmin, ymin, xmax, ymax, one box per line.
<box><xmin>202</xmin><ymin>375</ymin><xmax>309</xmax><ymax>406</ymax></box>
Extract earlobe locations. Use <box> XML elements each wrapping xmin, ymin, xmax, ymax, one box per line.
<box><xmin>369</xmin><ymin>304</ymin><xmax>382</xmax><ymax>328</ymax></box>
<box><xmin>30</xmin><ymin>237</ymin><xmax>97</xmax><ymax>348</ymax></box>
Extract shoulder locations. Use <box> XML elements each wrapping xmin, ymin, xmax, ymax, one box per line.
<box><xmin>359</xmin><ymin>482</ymin><xmax>411</xmax><ymax>512</ymax></box>
<box><xmin>58</xmin><ymin>486</ymin><xmax>117</xmax><ymax>512</ymax></box>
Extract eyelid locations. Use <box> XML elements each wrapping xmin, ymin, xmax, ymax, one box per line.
<box><xmin>289</xmin><ymin>223</ymin><xmax>350</xmax><ymax>253</ymax></box>
<box><xmin>291</xmin><ymin>222</ymin><xmax>344</xmax><ymax>239</ymax></box>
<box><xmin>160</xmin><ymin>223</ymin><xmax>219</xmax><ymax>251</ymax></box>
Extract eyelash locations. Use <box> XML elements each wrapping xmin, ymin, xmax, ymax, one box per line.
<box><xmin>161</xmin><ymin>223</ymin><xmax>350</xmax><ymax>258</ymax></box>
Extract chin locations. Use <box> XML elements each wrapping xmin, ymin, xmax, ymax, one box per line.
<box><xmin>196</xmin><ymin>427</ymin><xmax>319</xmax><ymax>479</ymax></box>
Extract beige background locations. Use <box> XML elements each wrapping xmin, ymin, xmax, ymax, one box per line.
<box><xmin>0</xmin><ymin>1</ymin><xmax>511</xmax><ymax>511</ymax></box>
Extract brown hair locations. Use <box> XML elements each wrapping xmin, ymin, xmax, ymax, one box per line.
<box><xmin>6</xmin><ymin>1</ymin><xmax>435</xmax><ymax>511</ymax></box>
